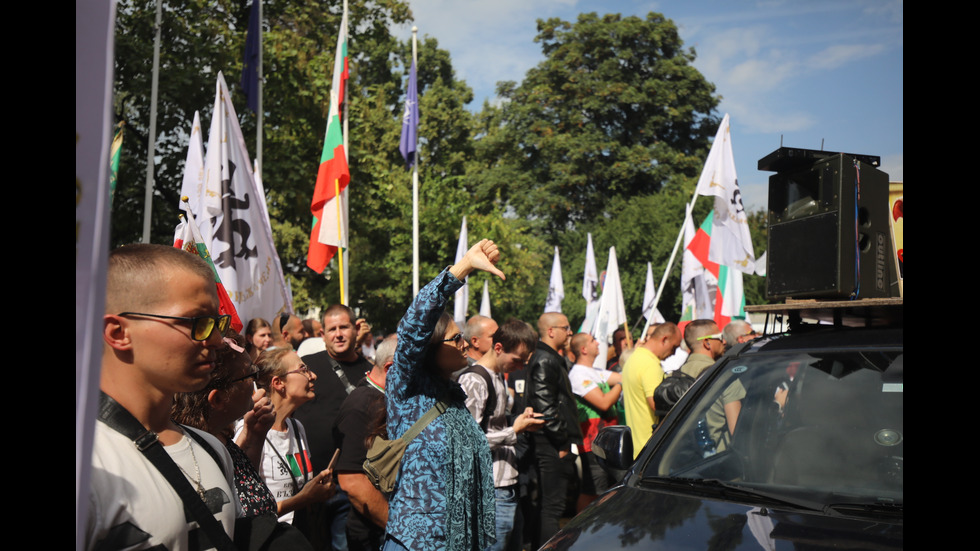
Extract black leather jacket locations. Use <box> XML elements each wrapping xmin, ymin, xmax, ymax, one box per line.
<box><xmin>526</xmin><ymin>341</ymin><xmax>582</xmax><ymax>450</ymax></box>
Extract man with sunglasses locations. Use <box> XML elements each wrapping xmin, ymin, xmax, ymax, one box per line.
<box><xmin>88</xmin><ymin>244</ymin><xmax>237</xmax><ymax>551</ymax></box>
<box><xmin>679</xmin><ymin>320</ymin><xmax>725</xmax><ymax>379</ymax></box>
<box><xmin>525</xmin><ymin>312</ymin><xmax>582</xmax><ymax>549</ymax></box>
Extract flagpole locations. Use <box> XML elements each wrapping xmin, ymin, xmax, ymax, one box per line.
<box><xmin>341</xmin><ymin>0</ymin><xmax>350</xmax><ymax>304</ymax></box>
<box><xmin>411</xmin><ymin>26</ymin><xmax>420</xmax><ymax>297</ymax></box>
<box><xmin>256</xmin><ymin>0</ymin><xmax>263</xmax><ymax>178</ymax></box>
<box><xmin>141</xmin><ymin>0</ymin><xmax>163</xmax><ymax>243</ymax></box>
<box><xmin>336</xmin><ymin>178</ymin><xmax>346</xmax><ymax>304</ymax></box>
<box><xmin>640</xmin><ymin>202</ymin><xmax>694</xmax><ymax>341</ymax></box>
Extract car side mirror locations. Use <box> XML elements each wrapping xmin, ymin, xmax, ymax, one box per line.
<box><xmin>592</xmin><ymin>425</ymin><xmax>634</xmax><ymax>471</ymax></box>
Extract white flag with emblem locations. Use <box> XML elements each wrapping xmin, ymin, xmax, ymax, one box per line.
<box><xmin>201</xmin><ymin>72</ymin><xmax>292</xmax><ymax>323</ymax></box>
<box><xmin>694</xmin><ymin>113</ymin><xmax>755</xmax><ymax>273</ymax></box>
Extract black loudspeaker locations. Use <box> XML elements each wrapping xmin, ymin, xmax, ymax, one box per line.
<box><xmin>759</xmin><ymin>147</ymin><xmax>894</xmax><ymax>300</ymax></box>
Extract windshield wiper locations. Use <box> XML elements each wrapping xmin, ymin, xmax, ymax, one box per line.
<box><xmin>641</xmin><ymin>477</ymin><xmax>823</xmax><ymax>512</ymax></box>
<box><xmin>826</xmin><ymin>501</ymin><xmax>904</xmax><ymax>521</ymax></box>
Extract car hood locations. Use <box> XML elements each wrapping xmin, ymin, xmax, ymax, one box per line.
<box><xmin>541</xmin><ymin>483</ymin><xmax>903</xmax><ymax>551</ymax></box>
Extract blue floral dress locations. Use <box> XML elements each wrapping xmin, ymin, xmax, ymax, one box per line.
<box><xmin>385</xmin><ymin>269</ymin><xmax>495</xmax><ymax>550</ymax></box>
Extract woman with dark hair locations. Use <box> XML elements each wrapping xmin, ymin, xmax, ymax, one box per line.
<box><xmin>245</xmin><ymin>349</ymin><xmax>336</xmax><ymax>524</ymax></box>
<box><xmin>384</xmin><ymin>239</ymin><xmax>506</xmax><ymax>551</ymax></box>
<box><xmin>171</xmin><ymin>332</ymin><xmax>279</xmax><ymax>518</ymax></box>
<box><xmin>245</xmin><ymin>318</ymin><xmax>273</xmax><ymax>361</ymax></box>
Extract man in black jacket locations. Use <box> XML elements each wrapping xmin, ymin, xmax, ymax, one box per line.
<box><xmin>526</xmin><ymin>312</ymin><xmax>581</xmax><ymax>548</ymax></box>
<box><xmin>294</xmin><ymin>304</ymin><xmax>372</xmax><ymax>550</ymax></box>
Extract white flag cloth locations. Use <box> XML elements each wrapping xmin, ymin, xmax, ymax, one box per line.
<box><xmin>582</xmin><ymin>233</ymin><xmax>599</xmax><ymax>305</ymax></box>
<box><xmin>755</xmin><ymin>251</ymin><xmax>767</xmax><ymax>277</ymax></box>
<box><xmin>480</xmin><ymin>279</ymin><xmax>491</xmax><ymax>317</ymax></box>
<box><xmin>201</xmin><ymin>72</ymin><xmax>292</xmax><ymax>323</ymax></box>
<box><xmin>453</xmin><ymin>217</ymin><xmax>469</xmax><ymax>325</ymax></box>
<box><xmin>179</xmin><ymin>111</ymin><xmax>208</xmax><ymax>235</ymax></box>
<box><xmin>545</xmin><ymin>247</ymin><xmax>564</xmax><ymax>313</ymax></box>
<box><xmin>76</xmin><ymin>1</ymin><xmax>115</xmax><ymax>537</ymax></box>
<box><xmin>591</xmin><ymin>247</ymin><xmax>627</xmax><ymax>369</ymax></box>
<box><xmin>580</xmin><ymin>233</ymin><xmax>600</xmax><ymax>333</ymax></box>
<box><xmin>695</xmin><ymin>113</ymin><xmax>755</xmax><ymax>273</ymax></box>
<box><xmin>642</xmin><ymin>262</ymin><xmax>666</xmax><ymax>325</ymax></box>
<box><xmin>720</xmin><ymin>267</ymin><xmax>745</xmax><ymax>318</ymax></box>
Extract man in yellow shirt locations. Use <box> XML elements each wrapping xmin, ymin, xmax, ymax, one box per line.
<box><xmin>622</xmin><ymin>322</ymin><xmax>682</xmax><ymax>457</ymax></box>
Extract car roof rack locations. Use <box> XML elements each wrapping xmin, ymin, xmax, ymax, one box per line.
<box><xmin>745</xmin><ymin>297</ymin><xmax>903</xmax><ymax>333</ymax></box>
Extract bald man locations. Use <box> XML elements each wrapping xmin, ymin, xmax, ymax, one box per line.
<box><xmin>271</xmin><ymin>313</ymin><xmax>308</xmax><ymax>350</ymax></box>
<box><xmin>526</xmin><ymin>312</ymin><xmax>581</xmax><ymax>548</ymax></box>
<box><xmin>622</xmin><ymin>322</ymin><xmax>682</xmax><ymax>457</ymax></box>
<box><xmin>464</xmin><ymin>315</ymin><xmax>499</xmax><ymax>366</ymax></box>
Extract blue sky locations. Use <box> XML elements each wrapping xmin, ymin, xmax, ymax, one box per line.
<box><xmin>396</xmin><ymin>0</ymin><xmax>903</xmax><ymax>211</ymax></box>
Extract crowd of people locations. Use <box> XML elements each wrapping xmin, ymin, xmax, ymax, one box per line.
<box><xmin>86</xmin><ymin>239</ymin><xmax>756</xmax><ymax>551</ymax></box>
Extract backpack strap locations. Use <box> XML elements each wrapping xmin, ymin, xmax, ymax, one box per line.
<box><xmin>323</xmin><ymin>354</ymin><xmax>357</xmax><ymax>395</ymax></box>
<box><xmin>459</xmin><ymin>365</ymin><xmax>497</xmax><ymax>432</ymax></box>
<box><xmin>97</xmin><ymin>392</ymin><xmax>237</xmax><ymax>551</ymax></box>
<box><xmin>400</xmin><ymin>401</ymin><xmax>449</xmax><ymax>443</ymax></box>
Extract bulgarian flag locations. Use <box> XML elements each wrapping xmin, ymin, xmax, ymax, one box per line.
<box><xmin>687</xmin><ymin>212</ymin><xmax>744</xmax><ymax>329</ymax></box>
<box><xmin>307</xmin><ymin>8</ymin><xmax>350</xmax><ymax>273</ymax></box>
<box><xmin>175</xmin><ymin>207</ymin><xmax>244</xmax><ymax>333</ymax></box>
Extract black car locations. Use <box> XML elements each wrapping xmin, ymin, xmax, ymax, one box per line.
<box><xmin>542</xmin><ymin>323</ymin><xmax>903</xmax><ymax>550</ymax></box>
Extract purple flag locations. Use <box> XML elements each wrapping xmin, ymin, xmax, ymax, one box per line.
<box><xmin>399</xmin><ymin>59</ymin><xmax>418</xmax><ymax>167</ymax></box>
<box><xmin>240</xmin><ymin>0</ymin><xmax>260</xmax><ymax>113</ymax></box>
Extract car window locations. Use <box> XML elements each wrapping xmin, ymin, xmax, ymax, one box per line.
<box><xmin>643</xmin><ymin>350</ymin><xmax>903</xmax><ymax>504</ymax></box>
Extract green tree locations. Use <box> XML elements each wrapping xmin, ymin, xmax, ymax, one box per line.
<box><xmin>471</xmin><ymin>12</ymin><xmax>720</xmax><ymax>239</ymax></box>
<box><xmin>111</xmin><ymin>0</ymin><xmax>246</xmax><ymax>246</ymax></box>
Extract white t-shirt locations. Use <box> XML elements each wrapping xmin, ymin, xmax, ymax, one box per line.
<box><xmin>568</xmin><ymin>363</ymin><xmax>616</xmax><ymax>398</ymax></box>
<box><xmin>87</xmin><ymin>421</ymin><xmax>237</xmax><ymax>551</ymax></box>
<box><xmin>238</xmin><ymin>418</ymin><xmax>313</xmax><ymax>524</ymax></box>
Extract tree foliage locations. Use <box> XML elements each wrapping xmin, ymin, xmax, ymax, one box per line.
<box><xmin>107</xmin><ymin>4</ymin><xmax>767</xmax><ymax>335</ymax></box>
<box><xmin>111</xmin><ymin>0</ymin><xmax>246</xmax><ymax>245</ymax></box>
<box><xmin>470</xmin><ymin>12</ymin><xmax>720</xmax><ymax>238</ymax></box>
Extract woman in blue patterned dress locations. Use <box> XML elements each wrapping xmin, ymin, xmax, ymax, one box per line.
<box><xmin>384</xmin><ymin>239</ymin><xmax>506</xmax><ymax>551</ymax></box>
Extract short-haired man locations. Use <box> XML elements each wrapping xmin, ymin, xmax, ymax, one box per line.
<box><xmin>722</xmin><ymin>319</ymin><xmax>758</xmax><ymax>350</ymax></box>
<box><xmin>293</xmin><ymin>304</ymin><xmax>373</xmax><ymax>550</ymax></box>
<box><xmin>272</xmin><ymin>313</ymin><xmax>308</xmax><ymax>350</ymax></box>
<box><xmin>526</xmin><ymin>312</ymin><xmax>581</xmax><ymax>548</ymax></box>
<box><xmin>464</xmin><ymin>314</ymin><xmax>498</xmax><ymax>366</ymax></box>
<box><xmin>305</xmin><ymin>318</ymin><xmax>325</xmax><ymax>338</ymax></box>
<box><xmin>333</xmin><ymin>335</ymin><xmax>397</xmax><ymax>551</ymax></box>
<box><xmin>567</xmin><ymin>332</ymin><xmax>624</xmax><ymax>510</ymax></box>
<box><xmin>622</xmin><ymin>322</ymin><xmax>682</xmax><ymax>457</ymax></box>
<box><xmin>89</xmin><ymin>244</ymin><xmax>236</xmax><ymax>550</ymax></box>
<box><xmin>459</xmin><ymin>320</ymin><xmax>544</xmax><ymax>551</ymax></box>
<box><xmin>679</xmin><ymin>320</ymin><xmax>725</xmax><ymax>379</ymax></box>
<box><xmin>606</xmin><ymin>327</ymin><xmax>628</xmax><ymax>372</ymax></box>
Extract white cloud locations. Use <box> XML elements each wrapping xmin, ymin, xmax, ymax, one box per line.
<box><xmin>401</xmin><ymin>0</ymin><xmax>582</xmax><ymax>103</ymax></box>
<box><xmin>807</xmin><ymin>43</ymin><xmax>886</xmax><ymax>71</ymax></box>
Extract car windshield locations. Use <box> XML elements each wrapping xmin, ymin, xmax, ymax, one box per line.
<box><xmin>641</xmin><ymin>349</ymin><xmax>903</xmax><ymax>507</ymax></box>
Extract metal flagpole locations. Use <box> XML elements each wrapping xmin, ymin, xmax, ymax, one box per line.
<box><xmin>341</xmin><ymin>0</ymin><xmax>350</xmax><ymax>305</ymax></box>
<box><xmin>141</xmin><ymin>0</ymin><xmax>163</xmax><ymax>243</ymax></box>
<box><xmin>411</xmin><ymin>26</ymin><xmax>420</xmax><ymax>297</ymax></box>
<box><xmin>256</xmin><ymin>0</ymin><xmax>263</xmax><ymax>178</ymax></box>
